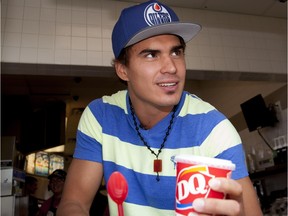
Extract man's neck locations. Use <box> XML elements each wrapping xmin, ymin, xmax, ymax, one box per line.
<box><xmin>129</xmin><ymin>101</ymin><xmax>175</xmax><ymax>129</ymax></box>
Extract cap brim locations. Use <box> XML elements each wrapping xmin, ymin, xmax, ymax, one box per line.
<box><xmin>126</xmin><ymin>22</ymin><xmax>201</xmax><ymax>48</ymax></box>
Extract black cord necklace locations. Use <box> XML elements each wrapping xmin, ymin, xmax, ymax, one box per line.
<box><xmin>129</xmin><ymin>98</ymin><xmax>176</xmax><ymax>181</ymax></box>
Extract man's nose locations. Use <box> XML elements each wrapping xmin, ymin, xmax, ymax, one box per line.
<box><xmin>160</xmin><ymin>56</ymin><xmax>177</xmax><ymax>74</ymax></box>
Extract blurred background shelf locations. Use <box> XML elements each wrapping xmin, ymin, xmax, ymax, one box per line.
<box><xmin>249</xmin><ymin>163</ymin><xmax>287</xmax><ymax>179</ymax></box>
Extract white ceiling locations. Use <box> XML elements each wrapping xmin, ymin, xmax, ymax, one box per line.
<box><xmin>117</xmin><ymin>0</ymin><xmax>287</xmax><ymax>18</ymax></box>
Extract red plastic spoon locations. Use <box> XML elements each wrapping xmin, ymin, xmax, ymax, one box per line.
<box><xmin>107</xmin><ymin>171</ymin><xmax>128</xmax><ymax>216</ymax></box>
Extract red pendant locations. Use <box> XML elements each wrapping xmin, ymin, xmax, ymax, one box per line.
<box><xmin>154</xmin><ymin>159</ymin><xmax>162</xmax><ymax>172</ymax></box>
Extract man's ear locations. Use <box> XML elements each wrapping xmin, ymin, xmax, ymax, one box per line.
<box><xmin>115</xmin><ymin>62</ymin><xmax>129</xmax><ymax>82</ymax></box>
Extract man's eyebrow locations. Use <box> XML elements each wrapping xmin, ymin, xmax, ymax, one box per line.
<box><xmin>138</xmin><ymin>48</ymin><xmax>160</xmax><ymax>55</ymax></box>
<box><xmin>172</xmin><ymin>45</ymin><xmax>184</xmax><ymax>51</ymax></box>
<box><xmin>138</xmin><ymin>45</ymin><xmax>184</xmax><ymax>55</ymax></box>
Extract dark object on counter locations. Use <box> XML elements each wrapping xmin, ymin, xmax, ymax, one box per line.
<box><xmin>273</xmin><ymin>147</ymin><xmax>287</xmax><ymax>165</ymax></box>
<box><xmin>259</xmin><ymin>188</ymin><xmax>287</xmax><ymax>214</ymax></box>
<box><xmin>253</xmin><ymin>180</ymin><xmax>269</xmax><ymax>210</ymax></box>
<box><xmin>269</xmin><ymin>189</ymin><xmax>287</xmax><ymax>215</ymax></box>
<box><xmin>240</xmin><ymin>94</ymin><xmax>278</xmax><ymax>132</ymax></box>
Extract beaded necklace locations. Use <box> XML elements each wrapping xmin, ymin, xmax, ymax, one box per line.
<box><xmin>129</xmin><ymin>98</ymin><xmax>176</xmax><ymax>181</ymax></box>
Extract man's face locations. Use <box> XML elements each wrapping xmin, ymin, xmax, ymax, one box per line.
<box><xmin>49</xmin><ymin>177</ymin><xmax>64</xmax><ymax>194</ymax></box>
<box><xmin>120</xmin><ymin>34</ymin><xmax>186</xmax><ymax>110</ymax></box>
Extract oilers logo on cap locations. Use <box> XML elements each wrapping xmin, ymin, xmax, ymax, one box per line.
<box><xmin>144</xmin><ymin>3</ymin><xmax>171</xmax><ymax>26</ymax></box>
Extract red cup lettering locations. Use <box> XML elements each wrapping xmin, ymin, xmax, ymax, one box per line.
<box><xmin>177</xmin><ymin>173</ymin><xmax>208</xmax><ymax>201</ymax></box>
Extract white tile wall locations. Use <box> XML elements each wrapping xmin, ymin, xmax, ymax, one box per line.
<box><xmin>101</xmin><ymin>26</ymin><xmax>112</xmax><ymax>39</ymax></box>
<box><xmin>87</xmin><ymin>25</ymin><xmax>102</xmax><ymax>38</ymax></box>
<box><xmin>201</xmin><ymin>57</ymin><xmax>214</xmax><ymax>70</ymax></box>
<box><xmin>56</xmin><ymin>23</ymin><xmax>71</xmax><ymax>36</ymax></box>
<box><xmin>40</xmin><ymin>8</ymin><xmax>56</xmax><ymax>21</ymax></box>
<box><xmin>71</xmin><ymin>24</ymin><xmax>86</xmax><ymax>37</ymax></box>
<box><xmin>102</xmin><ymin>38</ymin><xmax>112</xmax><ymax>52</ymax></box>
<box><xmin>57</xmin><ymin>0</ymin><xmax>72</xmax><ymax>10</ymax></box>
<box><xmin>6</xmin><ymin>5</ymin><xmax>24</xmax><ymax>19</ymax></box>
<box><xmin>102</xmin><ymin>51</ymin><xmax>113</xmax><ymax>66</ymax></box>
<box><xmin>71</xmin><ymin>37</ymin><xmax>86</xmax><ymax>50</ymax></box>
<box><xmin>38</xmin><ymin>35</ymin><xmax>55</xmax><ymax>49</ymax></box>
<box><xmin>186</xmin><ymin>56</ymin><xmax>202</xmax><ymax>70</ymax></box>
<box><xmin>1</xmin><ymin>0</ymin><xmax>286</xmax><ymax>74</ymax></box>
<box><xmin>1</xmin><ymin>8</ymin><xmax>7</xmax><ymax>29</ymax></box>
<box><xmin>39</xmin><ymin>21</ymin><xmax>56</xmax><ymax>35</ymax></box>
<box><xmin>38</xmin><ymin>48</ymin><xmax>54</xmax><ymax>64</ymax></box>
<box><xmin>226</xmin><ymin>59</ymin><xmax>238</xmax><ymax>71</ymax></box>
<box><xmin>25</xmin><ymin>0</ymin><xmax>41</xmax><ymax>8</ymax></box>
<box><xmin>272</xmin><ymin>60</ymin><xmax>286</xmax><ymax>74</ymax></box>
<box><xmin>2</xmin><ymin>47</ymin><xmax>20</xmax><ymax>62</ymax></box>
<box><xmin>249</xmin><ymin>60</ymin><xmax>273</xmax><ymax>73</ymax></box>
<box><xmin>214</xmin><ymin>58</ymin><xmax>227</xmax><ymax>71</ymax></box>
<box><xmin>23</xmin><ymin>6</ymin><xmax>40</xmax><ymax>20</ymax></box>
<box><xmin>41</xmin><ymin>0</ymin><xmax>57</xmax><ymax>9</ymax></box>
<box><xmin>87</xmin><ymin>11</ymin><xmax>101</xmax><ymax>25</ymax></box>
<box><xmin>56</xmin><ymin>9</ymin><xmax>72</xmax><ymax>23</ymax></box>
<box><xmin>55</xmin><ymin>49</ymin><xmax>71</xmax><ymax>65</ymax></box>
<box><xmin>8</xmin><ymin>0</ymin><xmax>25</xmax><ymax>7</ymax></box>
<box><xmin>71</xmin><ymin>50</ymin><xmax>86</xmax><ymax>65</ymax></box>
<box><xmin>22</xmin><ymin>20</ymin><xmax>39</xmax><ymax>34</ymax></box>
<box><xmin>72</xmin><ymin>0</ymin><xmax>87</xmax><ymax>12</ymax></box>
<box><xmin>71</xmin><ymin>11</ymin><xmax>86</xmax><ymax>24</ymax></box>
<box><xmin>55</xmin><ymin>36</ymin><xmax>71</xmax><ymax>49</ymax></box>
<box><xmin>87</xmin><ymin>51</ymin><xmax>102</xmax><ymax>66</ymax></box>
<box><xmin>87</xmin><ymin>38</ymin><xmax>102</xmax><ymax>51</ymax></box>
<box><xmin>21</xmin><ymin>33</ymin><xmax>38</xmax><ymax>48</ymax></box>
<box><xmin>20</xmin><ymin>47</ymin><xmax>37</xmax><ymax>63</ymax></box>
<box><xmin>4</xmin><ymin>32</ymin><xmax>22</xmax><ymax>47</ymax></box>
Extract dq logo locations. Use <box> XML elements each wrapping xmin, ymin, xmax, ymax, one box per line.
<box><xmin>176</xmin><ymin>165</ymin><xmax>214</xmax><ymax>210</ymax></box>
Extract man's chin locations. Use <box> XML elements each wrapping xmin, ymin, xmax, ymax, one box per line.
<box><xmin>158</xmin><ymin>95</ymin><xmax>181</xmax><ymax>108</ymax></box>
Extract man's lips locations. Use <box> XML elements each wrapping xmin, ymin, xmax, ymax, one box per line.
<box><xmin>158</xmin><ymin>82</ymin><xmax>177</xmax><ymax>87</ymax></box>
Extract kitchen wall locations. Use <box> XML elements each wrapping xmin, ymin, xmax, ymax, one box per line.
<box><xmin>2</xmin><ymin>0</ymin><xmax>286</xmax><ymax>144</ymax></box>
<box><xmin>1</xmin><ymin>0</ymin><xmax>286</xmax><ymax>206</ymax></box>
<box><xmin>2</xmin><ymin>0</ymin><xmax>287</xmax><ymax>156</ymax></box>
<box><xmin>1</xmin><ymin>0</ymin><xmax>286</xmax><ymax>75</ymax></box>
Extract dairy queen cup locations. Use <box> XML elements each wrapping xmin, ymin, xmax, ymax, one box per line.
<box><xmin>172</xmin><ymin>155</ymin><xmax>236</xmax><ymax>216</ymax></box>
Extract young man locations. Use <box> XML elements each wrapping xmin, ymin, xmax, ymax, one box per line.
<box><xmin>58</xmin><ymin>1</ymin><xmax>262</xmax><ymax>215</ymax></box>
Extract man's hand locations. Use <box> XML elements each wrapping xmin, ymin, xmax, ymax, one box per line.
<box><xmin>191</xmin><ymin>178</ymin><xmax>244</xmax><ymax>216</ymax></box>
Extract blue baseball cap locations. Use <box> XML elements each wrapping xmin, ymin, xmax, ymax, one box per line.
<box><xmin>112</xmin><ymin>0</ymin><xmax>201</xmax><ymax>58</ymax></box>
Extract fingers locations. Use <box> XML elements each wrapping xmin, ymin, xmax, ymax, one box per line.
<box><xmin>193</xmin><ymin>198</ymin><xmax>241</xmax><ymax>216</ymax></box>
<box><xmin>190</xmin><ymin>178</ymin><xmax>244</xmax><ymax>216</ymax></box>
<box><xmin>208</xmin><ymin>178</ymin><xmax>243</xmax><ymax>198</ymax></box>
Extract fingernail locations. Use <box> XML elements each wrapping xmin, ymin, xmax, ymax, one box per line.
<box><xmin>188</xmin><ymin>212</ymin><xmax>198</xmax><ymax>216</ymax></box>
<box><xmin>193</xmin><ymin>198</ymin><xmax>205</xmax><ymax>211</ymax></box>
<box><xmin>209</xmin><ymin>178</ymin><xmax>221</xmax><ymax>189</ymax></box>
